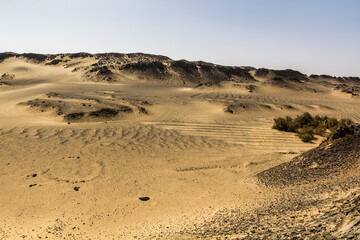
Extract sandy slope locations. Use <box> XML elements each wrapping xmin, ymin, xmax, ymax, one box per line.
<box><xmin>0</xmin><ymin>57</ymin><xmax>359</xmax><ymax>239</ymax></box>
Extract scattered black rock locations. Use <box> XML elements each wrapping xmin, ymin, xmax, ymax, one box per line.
<box><xmin>88</xmin><ymin>108</ymin><xmax>119</xmax><ymax>118</ymax></box>
<box><xmin>0</xmin><ymin>52</ymin><xmax>17</xmax><ymax>62</ymax></box>
<box><xmin>45</xmin><ymin>59</ymin><xmax>63</xmax><ymax>65</ymax></box>
<box><xmin>121</xmin><ymin>61</ymin><xmax>168</xmax><ymax>79</ymax></box>
<box><xmin>22</xmin><ymin>53</ymin><xmax>49</xmax><ymax>63</ymax></box>
<box><xmin>64</xmin><ymin>112</ymin><xmax>85</xmax><ymax>121</ymax></box>
<box><xmin>89</xmin><ymin>66</ymin><xmax>112</xmax><ymax>75</ymax></box>
<box><xmin>309</xmin><ymin>74</ymin><xmax>320</xmax><ymax>79</ymax></box>
<box><xmin>255</xmin><ymin>68</ymin><xmax>310</xmax><ymax>89</ymax></box>
<box><xmin>224</xmin><ymin>106</ymin><xmax>233</xmax><ymax>114</ymax></box>
<box><xmin>138</xmin><ymin>106</ymin><xmax>148</xmax><ymax>114</ymax></box>
<box><xmin>334</xmin><ymin>84</ymin><xmax>360</xmax><ymax>96</ymax></box>
<box><xmin>26</xmin><ymin>174</ymin><xmax>37</xmax><ymax>178</ymax></box>
<box><xmin>184</xmin><ymin>188</ymin><xmax>360</xmax><ymax>239</ymax></box>
<box><xmin>283</xmin><ymin>105</ymin><xmax>294</xmax><ymax>109</ymax></box>
<box><xmin>320</xmin><ymin>74</ymin><xmax>335</xmax><ymax>79</ymax></box>
<box><xmin>29</xmin><ymin>184</ymin><xmax>37</xmax><ymax>187</ymax></box>
<box><xmin>74</xmin><ymin>187</ymin><xmax>80</xmax><ymax>191</ymax></box>
<box><xmin>330</xmin><ymin>124</ymin><xmax>355</xmax><ymax>141</ymax></box>
<box><xmin>139</xmin><ymin>197</ymin><xmax>150</xmax><ymax>201</ymax></box>
<box><xmin>0</xmin><ymin>73</ymin><xmax>15</xmax><ymax>85</ymax></box>
<box><xmin>245</xmin><ymin>84</ymin><xmax>256</xmax><ymax>93</ymax></box>
<box><xmin>68</xmin><ymin>52</ymin><xmax>93</xmax><ymax>59</ymax></box>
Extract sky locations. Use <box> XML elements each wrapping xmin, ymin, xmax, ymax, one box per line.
<box><xmin>1</xmin><ymin>0</ymin><xmax>359</xmax><ymax>76</ymax></box>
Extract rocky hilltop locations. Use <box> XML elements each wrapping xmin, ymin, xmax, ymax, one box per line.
<box><xmin>258</xmin><ymin>124</ymin><xmax>360</xmax><ymax>186</ymax></box>
<box><xmin>254</xmin><ymin>124</ymin><xmax>360</xmax><ymax>239</ymax></box>
<box><xmin>1</xmin><ymin>52</ymin><xmax>359</xmax><ymax>93</ymax></box>
<box><xmin>0</xmin><ymin>52</ymin><xmax>255</xmax><ymax>86</ymax></box>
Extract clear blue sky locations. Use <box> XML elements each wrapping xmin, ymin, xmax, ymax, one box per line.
<box><xmin>1</xmin><ymin>0</ymin><xmax>359</xmax><ymax>76</ymax></box>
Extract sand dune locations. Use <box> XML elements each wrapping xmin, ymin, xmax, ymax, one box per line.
<box><xmin>0</xmin><ymin>53</ymin><xmax>360</xmax><ymax>239</ymax></box>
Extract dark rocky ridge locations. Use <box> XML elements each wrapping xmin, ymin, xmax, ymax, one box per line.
<box><xmin>1</xmin><ymin>52</ymin><xmax>360</xmax><ymax>88</ymax></box>
<box><xmin>255</xmin><ymin>68</ymin><xmax>309</xmax><ymax>83</ymax></box>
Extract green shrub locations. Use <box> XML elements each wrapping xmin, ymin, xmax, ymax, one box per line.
<box><xmin>285</xmin><ymin>116</ymin><xmax>298</xmax><ymax>132</ymax></box>
<box><xmin>299</xmin><ymin>133</ymin><xmax>314</xmax><ymax>142</ymax></box>
<box><xmin>313</xmin><ymin>125</ymin><xmax>326</xmax><ymax>136</ymax></box>
<box><xmin>296</xmin><ymin>126</ymin><xmax>314</xmax><ymax>135</ymax></box>
<box><xmin>272</xmin><ymin>113</ymin><xmax>354</xmax><ymax>142</ymax></box>
<box><xmin>272</xmin><ymin>117</ymin><xmax>288</xmax><ymax>131</ymax></box>
<box><xmin>325</xmin><ymin>118</ymin><xmax>339</xmax><ymax>130</ymax></box>
<box><xmin>272</xmin><ymin>116</ymin><xmax>299</xmax><ymax>132</ymax></box>
<box><xmin>340</xmin><ymin>118</ymin><xmax>353</xmax><ymax>125</ymax></box>
<box><xmin>294</xmin><ymin>112</ymin><xmax>313</xmax><ymax>127</ymax></box>
<box><xmin>296</xmin><ymin>126</ymin><xmax>315</xmax><ymax>142</ymax></box>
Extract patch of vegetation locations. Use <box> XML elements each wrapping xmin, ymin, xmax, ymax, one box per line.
<box><xmin>64</xmin><ymin>112</ymin><xmax>85</xmax><ymax>121</ymax></box>
<box><xmin>273</xmin><ymin>112</ymin><xmax>353</xmax><ymax>142</ymax></box>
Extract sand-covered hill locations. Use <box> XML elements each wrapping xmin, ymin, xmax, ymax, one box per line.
<box><xmin>0</xmin><ymin>52</ymin><xmax>256</xmax><ymax>86</ymax></box>
<box><xmin>0</xmin><ymin>52</ymin><xmax>360</xmax><ymax>239</ymax></box>
<box><xmin>1</xmin><ymin>52</ymin><xmax>359</xmax><ymax>91</ymax></box>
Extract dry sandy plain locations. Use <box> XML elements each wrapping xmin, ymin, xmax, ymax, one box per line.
<box><xmin>0</xmin><ymin>53</ymin><xmax>359</xmax><ymax>239</ymax></box>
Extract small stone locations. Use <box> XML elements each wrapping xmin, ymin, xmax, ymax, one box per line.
<box><xmin>139</xmin><ymin>197</ymin><xmax>150</xmax><ymax>201</ymax></box>
<box><xmin>74</xmin><ymin>187</ymin><xmax>80</xmax><ymax>191</ymax></box>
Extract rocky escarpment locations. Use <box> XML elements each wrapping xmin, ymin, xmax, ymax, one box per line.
<box><xmin>257</xmin><ymin>124</ymin><xmax>360</xmax><ymax>187</ymax></box>
<box><xmin>87</xmin><ymin>56</ymin><xmax>257</xmax><ymax>85</ymax></box>
<box><xmin>1</xmin><ymin>52</ymin><xmax>360</xmax><ymax>90</ymax></box>
<box><xmin>0</xmin><ymin>52</ymin><xmax>256</xmax><ymax>86</ymax></box>
<box><xmin>255</xmin><ymin>68</ymin><xmax>309</xmax><ymax>84</ymax></box>
<box><xmin>309</xmin><ymin>74</ymin><xmax>360</xmax><ymax>96</ymax></box>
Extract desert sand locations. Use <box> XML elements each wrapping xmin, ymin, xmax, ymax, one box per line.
<box><xmin>0</xmin><ymin>53</ymin><xmax>359</xmax><ymax>239</ymax></box>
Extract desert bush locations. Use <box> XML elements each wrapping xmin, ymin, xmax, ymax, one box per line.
<box><xmin>325</xmin><ymin>118</ymin><xmax>339</xmax><ymax>130</ymax></box>
<box><xmin>340</xmin><ymin>118</ymin><xmax>353</xmax><ymax>125</ymax></box>
<box><xmin>296</xmin><ymin>127</ymin><xmax>315</xmax><ymax>142</ymax></box>
<box><xmin>313</xmin><ymin>124</ymin><xmax>326</xmax><ymax>136</ymax></box>
<box><xmin>294</xmin><ymin>112</ymin><xmax>313</xmax><ymax>127</ymax></box>
<box><xmin>273</xmin><ymin>113</ymin><xmax>354</xmax><ymax>142</ymax></box>
<box><xmin>273</xmin><ymin>117</ymin><xmax>290</xmax><ymax>131</ymax></box>
<box><xmin>299</xmin><ymin>133</ymin><xmax>314</xmax><ymax>142</ymax></box>
<box><xmin>272</xmin><ymin>116</ymin><xmax>298</xmax><ymax>132</ymax></box>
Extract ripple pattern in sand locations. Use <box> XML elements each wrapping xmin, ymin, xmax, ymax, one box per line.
<box><xmin>143</xmin><ymin>121</ymin><xmax>320</xmax><ymax>152</ymax></box>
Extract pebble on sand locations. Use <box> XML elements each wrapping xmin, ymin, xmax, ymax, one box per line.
<box><xmin>139</xmin><ymin>197</ymin><xmax>150</xmax><ymax>201</ymax></box>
